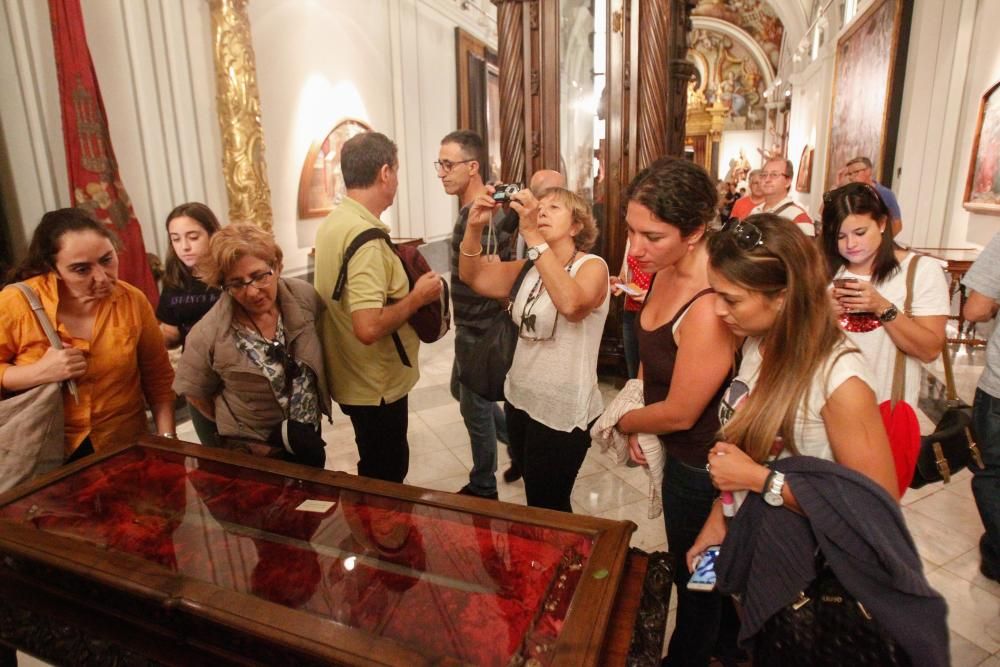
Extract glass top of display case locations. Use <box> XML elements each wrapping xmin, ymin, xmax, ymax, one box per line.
<box><xmin>0</xmin><ymin>441</ymin><xmax>635</xmax><ymax>666</ymax></box>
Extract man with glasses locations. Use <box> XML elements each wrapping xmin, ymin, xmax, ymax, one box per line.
<box><xmin>842</xmin><ymin>156</ymin><xmax>903</xmax><ymax>237</ymax></box>
<box><xmin>437</xmin><ymin>130</ymin><xmax>518</xmax><ymax>500</ymax></box>
<box><xmin>750</xmin><ymin>157</ymin><xmax>814</xmax><ymax>236</ymax></box>
<box><xmin>314</xmin><ymin>131</ymin><xmax>443</xmax><ymax>484</ymax></box>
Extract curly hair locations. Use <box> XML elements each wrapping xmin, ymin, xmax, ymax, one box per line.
<box><xmin>625</xmin><ymin>157</ymin><xmax>718</xmax><ymax>236</ymax></box>
<box><xmin>197</xmin><ymin>222</ymin><xmax>283</xmax><ymax>288</ymax></box>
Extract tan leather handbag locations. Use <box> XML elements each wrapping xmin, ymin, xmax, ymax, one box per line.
<box><xmin>0</xmin><ymin>283</ymin><xmax>69</xmax><ymax>493</ymax></box>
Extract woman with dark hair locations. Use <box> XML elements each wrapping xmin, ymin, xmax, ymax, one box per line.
<box><xmin>0</xmin><ymin>208</ymin><xmax>176</xmax><ymax>461</ymax></box>
<box><xmin>614</xmin><ymin>157</ymin><xmax>739</xmax><ymax>666</ymax></box>
<box><xmin>687</xmin><ymin>214</ymin><xmax>943</xmax><ymax>664</ymax></box>
<box><xmin>821</xmin><ymin>183</ymin><xmax>949</xmax><ymax>405</ymax></box>
<box><xmin>157</xmin><ymin>202</ymin><xmax>222</xmax><ymax>349</ymax></box>
<box><xmin>460</xmin><ymin>187</ymin><xmax>609</xmax><ymax>513</ymax></box>
<box><xmin>173</xmin><ymin>223</ymin><xmax>331</xmax><ymax>467</ymax></box>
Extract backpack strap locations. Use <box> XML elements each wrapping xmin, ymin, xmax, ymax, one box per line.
<box><xmin>889</xmin><ymin>255</ymin><xmax>922</xmax><ymax>406</ymax></box>
<box><xmin>331</xmin><ymin>227</ymin><xmax>418</xmax><ymax>369</ymax></box>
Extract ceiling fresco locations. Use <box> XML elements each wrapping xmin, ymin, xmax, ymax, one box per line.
<box><xmin>687</xmin><ymin>29</ymin><xmax>768</xmax><ymax>130</ymax></box>
<box><xmin>691</xmin><ymin>0</ymin><xmax>784</xmax><ymax>70</ymax></box>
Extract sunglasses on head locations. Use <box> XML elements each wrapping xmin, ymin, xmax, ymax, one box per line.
<box><xmin>721</xmin><ymin>218</ymin><xmax>765</xmax><ymax>251</ymax></box>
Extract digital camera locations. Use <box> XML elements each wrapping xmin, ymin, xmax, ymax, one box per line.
<box><xmin>492</xmin><ymin>183</ymin><xmax>522</xmax><ymax>202</ymax></box>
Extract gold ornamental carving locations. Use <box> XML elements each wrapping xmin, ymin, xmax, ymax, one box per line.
<box><xmin>209</xmin><ymin>0</ymin><xmax>274</xmax><ymax>230</ymax></box>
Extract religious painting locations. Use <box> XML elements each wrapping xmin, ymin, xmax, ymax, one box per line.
<box><xmin>963</xmin><ymin>80</ymin><xmax>1000</xmax><ymax>214</ymax></box>
<box><xmin>796</xmin><ymin>145</ymin><xmax>813</xmax><ymax>193</ymax></box>
<box><xmin>687</xmin><ymin>29</ymin><xmax>768</xmax><ymax>131</ymax></box>
<box><xmin>297</xmin><ymin>118</ymin><xmax>371</xmax><ymax>219</ymax></box>
<box><xmin>825</xmin><ymin>0</ymin><xmax>910</xmax><ymax>191</ymax></box>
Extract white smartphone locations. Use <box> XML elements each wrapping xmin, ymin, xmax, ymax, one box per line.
<box><xmin>687</xmin><ymin>545</ymin><xmax>721</xmax><ymax>592</ymax></box>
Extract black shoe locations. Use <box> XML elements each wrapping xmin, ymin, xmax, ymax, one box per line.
<box><xmin>457</xmin><ymin>484</ymin><xmax>498</xmax><ymax>500</ymax></box>
<box><xmin>502</xmin><ymin>464</ymin><xmax>522</xmax><ymax>483</ymax></box>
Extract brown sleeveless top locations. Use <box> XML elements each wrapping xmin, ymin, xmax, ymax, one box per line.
<box><xmin>636</xmin><ymin>286</ymin><xmax>729</xmax><ymax>467</ymax></box>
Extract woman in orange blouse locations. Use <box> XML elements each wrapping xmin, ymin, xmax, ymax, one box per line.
<box><xmin>0</xmin><ymin>208</ymin><xmax>176</xmax><ymax>461</ymax></box>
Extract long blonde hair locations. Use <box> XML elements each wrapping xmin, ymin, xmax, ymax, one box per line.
<box><xmin>708</xmin><ymin>214</ymin><xmax>849</xmax><ymax>461</ymax></box>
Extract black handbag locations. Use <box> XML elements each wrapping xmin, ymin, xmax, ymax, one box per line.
<box><xmin>753</xmin><ymin>557</ymin><xmax>910</xmax><ymax>666</ymax></box>
<box><xmin>909</xmin><ymin>342</ymin><xmax>983</xmax><ymax>488</ymax></box>
<box><xmin>456</xmin><ymin>260</ymin><xmax>534</xmax><ymax>401</ymax></box>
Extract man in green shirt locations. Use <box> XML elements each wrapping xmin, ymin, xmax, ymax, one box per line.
<box><xmin>314</xmin><ymin>132</ymin><xmax>442</xmax><ymax>483</ymax></box>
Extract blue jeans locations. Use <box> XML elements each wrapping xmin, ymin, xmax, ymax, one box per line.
<box><xmin>451</xmin><ymin>327</ymin><xmax>509</xmax><ymax>495</ymax></box>
<box><xmin>623</xmin><ymin>309</ymin><xmax>640</xmax><ymax>380</ymax></box>
<box><xmin>973</xmin><ymin>388</ymin><xmax>1000</xmax><ymax>573</ymax></box>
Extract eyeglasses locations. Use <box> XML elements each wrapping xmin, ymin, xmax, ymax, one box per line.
<box><xmin>224</xmin><ymin>269</ymin><xmax>274</xmax><ymax>294</ymax></box>
<box><xmin>433</xmin><ymin>159</ymin><xmax>475</xmax><ymax>174</ymax></box>
<box><xmin>760</xmin><ymin>171</ymin><xmax>790</xmax><ymax>180</ymax></box>
<box><xmin>721</xmin><ymin>218</ymin><xmax>765</xmax><ymax>251</ymax></box>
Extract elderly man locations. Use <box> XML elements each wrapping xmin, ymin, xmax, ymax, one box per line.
<box><xmin>843</xmin><ymin>156</ymin><xmax>903</xmax><ymax>237</ymax></box>
<box><xmin>729</xmin><ymin>169</ymin><xmax>763</xmax><ymax>221</ymax></box>
<box><xmin>962</xmin><ymin>232</ymin><xmax>1000</xmax><ymax>582</ymax></box>
<box><xmin>438</xmin><ymin>130</ymin><xmax>518</xmax><ymax>499</ymax></box>
<box><xmin>750</xmin><ymin>157</ymin><xmax>814</xmax><ymax>236</ymax></box>
<box><xmin>314</xmin><ymin>131</ymin><xmax>442</xmax><ymax>483</ymax></box>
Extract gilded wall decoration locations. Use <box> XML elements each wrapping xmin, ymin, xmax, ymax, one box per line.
<box><xmin>687</xmin><ymin>29</ymin><xmax>767</xmax><ymax>131</ymax></box>
<box><xmin>209</xmin><ymin>0</ymin><xmax>274</xmax><ymax>230</ymax></box>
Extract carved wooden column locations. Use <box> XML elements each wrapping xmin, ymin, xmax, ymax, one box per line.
<box><xmin>209</xmin><ymin>0</ymin><xmax>274</xmax><ymax>230</ymax></box>
<box><xmin>667</xmin><ymin>1</ymin><xmax>697</xmax><ymax>157</ymax></box>
<box><xmin>635</xmin><ymin>0</ymin><xmax>669</xmax><ymax>171</ymax></box>
<box><xmin>493</xmin><ymin>0</ymin><xmax>528</xmax><ymax>185</ymax></box>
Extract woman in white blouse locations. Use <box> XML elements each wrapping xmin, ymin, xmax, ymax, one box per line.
<box><xmin>459</xmin><ymin>186</ymin><xmax>609</xmax><ymax>512</ymax></box>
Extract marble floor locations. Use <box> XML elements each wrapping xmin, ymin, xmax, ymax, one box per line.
<box><xmin>18</xmin><ymin>322</ymin><xmax>995</xmax><ymax>666</ymax></box>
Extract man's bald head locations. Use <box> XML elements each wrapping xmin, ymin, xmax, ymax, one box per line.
<box><xmin>529</xmin><ymin>169</ymin><xmax>565</xmax><ymax>197</ymax></box>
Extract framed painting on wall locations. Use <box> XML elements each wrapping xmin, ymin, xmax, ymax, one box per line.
<box><xmin>824</xmin><ymin>0</ymin><xmax>912</xmax><ymax>192</ymax></box>
<box><xmin>796</xmin><ymin>145</ymin><xmax>813</xmax><ymax>193</ymax></box>
<box><xmin>297</xmin><ymin>118</ymin><xmax>372</xmax><ymax>219</ymax></box>
<box><xmin>963</xmin><ymin>80</ymin><xmax>1000</xmax><ymax>214</ymax></box>
<box><xmin>456</xmin><ymin>29</ymin><xmax>501</xmax><ymax>182</ymax></box>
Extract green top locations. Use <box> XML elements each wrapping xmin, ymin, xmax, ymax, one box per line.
<box><xmin>314</xmin><ymin>197</ymin><xmax>419</xmax><ymax>405</ymax></box>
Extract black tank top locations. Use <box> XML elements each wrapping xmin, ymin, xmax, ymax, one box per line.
<box><xmin>636</xmin><ymin>286</ymin><xmax>729</xmax><ymax>467</ymax></box>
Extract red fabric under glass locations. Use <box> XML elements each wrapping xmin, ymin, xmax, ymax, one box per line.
<box><xmin>0</xmin><ymin>447</ymin><xmax>594</xmax><ymax>665</ymax></box>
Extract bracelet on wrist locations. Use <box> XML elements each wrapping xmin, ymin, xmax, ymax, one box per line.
<box><xmin>161</xmin><ymin>432</ymin><xmax>177</xmax><ymax>439</ymax></box>
<box><xmin>460</xmin><ymin>244</ymin><xmax>483</xmax><ymax>257</ymax></box>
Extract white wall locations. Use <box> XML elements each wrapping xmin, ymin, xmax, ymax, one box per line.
<box><xmin>0</xmin><ymin>0</ymin><xmax>496</xmax><ymax>275</ymax></box>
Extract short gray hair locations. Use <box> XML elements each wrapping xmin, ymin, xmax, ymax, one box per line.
<box><xmin>342</xmin><ymin>132</ymin><xmax>398</xmax><ymax>189</ymax></box>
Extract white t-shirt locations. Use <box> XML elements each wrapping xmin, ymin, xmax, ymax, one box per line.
<box><xmin>719</xmin><ymin>337</ymin><xmax>874</xmax><ymax>509</ymax></box>
<box><xmin>505</xmin><ymin>254</ymin><xmax>610</xmax><ymax>432</ymax></box>
<box><xmin>835</xmin><ymin>253</ymin><xmax>951</xmax><ymax>406</ymax></box>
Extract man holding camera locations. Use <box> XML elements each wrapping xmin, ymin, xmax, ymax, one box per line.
<box><xmin>437</xmin><ymin>130</ymin><xmax>518</xmax><ymax>499</ymax></box>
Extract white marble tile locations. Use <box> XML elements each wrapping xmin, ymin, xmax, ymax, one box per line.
<box><xmin>404</xmin><ymin>449</ymin><xmax>468</xmax><ymax>486</ymax></box>
<box><xmin>976</xmin><ymin>655</ymin><xmax>1000</xmax><ymax>667</ymax></box>
<box><xmin>943</xmin><ymin>547</ymin><xmax>1000</xmax><ymax>597</ymax></box>
<box><xmin>570</xmin><ymin>470</ymin><xmax>646</xmax><ymax>515</ymax></box>
<box><xmin>927</xmin><ymin>568</ymin><xmax>1000</xmax><ymax>653</ymax></box>
<box><xmin>907</xmin><ymin>486</ymin><xmax>985</xmax><ymax>542</ymax></box>
<box><xmin>598</xmin><ymin>499</ymin><xmax>666</xmax><ymax>552</ymax></box>
<box><xmin>951</xmin><ymin>631</ymin><xmax>992</xmax><ymax>667</ymax></box>
<box><xmin>903</xmin><ymin>505</ymin><xmax>981</xmax><ymax>566</ymax></box>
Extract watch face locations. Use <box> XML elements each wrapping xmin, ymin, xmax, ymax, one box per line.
<box><xmin>763</xmin><ymin>491</ymin><xmax>783</xmax><ymax>507</ymax></box>
<box><xmin>527</xmin><ymin>247</ymin><xmax>540</xmax><ymax>260</ymax></box>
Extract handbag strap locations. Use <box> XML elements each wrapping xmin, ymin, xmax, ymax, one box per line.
<box><xmin>8</xmin><ymin>282</ymin><xmax>78</xmax><ymax>400</ymax></box>
<box><xmin>940</xmin><ymin>336</ymin><xmax>959</xmax><ymax>402</ymax></box>
<box><xmin>889</xmin><ymin>255</ymin><xmax>921</xmax><ymax>405</ymax></box>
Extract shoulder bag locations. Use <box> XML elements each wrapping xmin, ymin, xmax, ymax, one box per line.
<box><xmin>0</xmin><ymin>283</ymin><xmax>69</xmax><ymax>493</ymax></box>
<box><xmin>909</xmin><ymin>339</ymin><xmax>982</xmax><ymax>487</ymax></box>
<box><xmin>456</xmin><ymin>260</ymin><xmax>535</xmax><ymax>401</ymax></box>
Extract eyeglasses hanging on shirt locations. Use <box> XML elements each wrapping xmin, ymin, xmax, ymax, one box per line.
<box><xmin>517</xmin><ymin>251</ymin><xmax>578</xmax><ymax>342</ymax></box>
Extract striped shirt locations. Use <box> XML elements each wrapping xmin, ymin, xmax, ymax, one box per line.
<box><xmin>449</xmin><ymin>206</ymin><xmax>519</xmax><ymax>330</ymax></box>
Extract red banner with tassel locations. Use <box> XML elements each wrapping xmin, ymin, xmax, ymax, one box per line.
<box><xmin>48</xmin><ymin>0</ymin><xmax>159</xmax><ymax>307</ymax></box>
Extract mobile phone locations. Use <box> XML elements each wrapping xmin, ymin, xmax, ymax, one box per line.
<box><xmin>687</xmin><ymin>545</ymin><xmax>721</xmax><ymax>592</ymax></box>
<box><xmin>618</xmin><ymin>282</ymin><xmax>643</xmax><ymax>297</ymax></box>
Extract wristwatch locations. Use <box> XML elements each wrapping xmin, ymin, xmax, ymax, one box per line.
<box><xmin>878</xmin><ymin>304</ymin><xmax>899</xmax><ymax>323</ymax></box>
<box><xmin>526</xmin><ymin>242</ymin><xmax>550</xmax><ymax>261</ymax></box>
<box><xmin>762</xmin><ymin>470</ymin><xmax>786</xmax><ymax>507</ymax></box>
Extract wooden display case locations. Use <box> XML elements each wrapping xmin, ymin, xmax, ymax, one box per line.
<box><xmin>0</xmin><ymin>437</ymin><xmax>667</xmax><ymax>666</ymax></box>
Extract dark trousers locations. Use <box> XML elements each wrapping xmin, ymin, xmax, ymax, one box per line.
<box><xmin>340</xmin><ymin>396</ymin><xmax>409</xmax><ymax>483</ymax></box>
<box><xmin>973</xmin><ymin>388</ymin><xmax>1000</xmax><ymax>575</ymax></box>
<box><xmin>662</xmin><ymin>455</ymin><xmax>740</xmax><ymax>666</ymax></box>
<box><xmin>622</xmin><ymin>309</ymin><xmax>640</xmax><ymax>380</ymax></box>
<box><xmin>506</xmin><ymin>406</ymin><xmax>590</xmax><ymax>512</ymax></box>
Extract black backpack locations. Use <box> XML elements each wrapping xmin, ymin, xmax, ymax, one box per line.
<box><xmin>332</xmin><ymin>228</ymin><xmax>450</xmax><ymax>367</ymax></box>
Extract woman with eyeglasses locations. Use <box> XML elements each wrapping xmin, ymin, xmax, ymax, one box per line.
<box><xmin>687</xmin><ymin>214</ymin><xmax>925</xmax><ymax>663</ymax></box>
<box><xmin>820</xmin><ymin>183</ymin><xmax>949</xmax><ymax>406</ymax></box>
<box><xmin>157</xmin><ymin>202</ymin><xmax>222</xmax><ymax>445</ymax></box>
<box><xmin>459</xmin><ymin>186</ymin><xmax>609</xmax><ymax>512</ymax></box>
<box><xmin>0</xmin><ymin>208</ymin><xmax>176</xmax><ymax>461</ymax></box>
<box><xmin>613</xmin><ymin>157</ymin><xmax>740</xmax><ymax>666</ymax></box>
<box><xmin>174</xmin><ymin>223</ymin><xmax>331</xmax><ymax>467</ymax></box>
